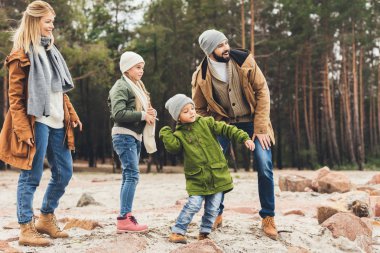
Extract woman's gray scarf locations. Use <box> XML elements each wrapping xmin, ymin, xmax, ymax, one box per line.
<box><xmin>27</xmin><ymin>37</ymin><xmax>74</xmax><ymax>117</ymax></box>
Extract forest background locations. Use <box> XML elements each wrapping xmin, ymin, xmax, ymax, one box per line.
<box><xmin>1</xmin><ymin>0</ymin><xmax>380</xmax><ymax>171</ymax></box>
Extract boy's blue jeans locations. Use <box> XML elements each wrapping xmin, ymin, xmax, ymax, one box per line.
<box><xmin>17</xmin><ymin>122</ymin><xmax>73</xmax><ymax>224</ymax></box>
<box><xmin>112</xmin><ymin>134</ymin><xmax>141</xmax><ymax>217</ymax></box>
<box><xmin>217</xmin><ymin>121</ymin><xmax>275</xmax><ymax>218</ymax></box>
<box><xmin>172</xmin><ymin>192</ymin><xmax>223</xmax><ymax>235</ymax></box>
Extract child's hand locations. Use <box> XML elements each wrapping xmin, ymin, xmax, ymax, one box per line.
<box><xmin>244</xmin><ymin>140</ymin><xmax>255</xmax><ymax>151</ymax></box>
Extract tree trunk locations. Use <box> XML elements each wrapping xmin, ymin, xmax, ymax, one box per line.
<box><xmin>341</xmin><ymin>45</ymin><xmax>356</xmax><ymax>164</ymax></box>
<box><xmin>294</xmin><ymin>56</ymin><xmax>301</xmax><ymax>169</ymax></box>
<box><xmin>302</xmin><ymin>46</ymin><xmax>311</xmax><ymax>149</ymax></box>
<box><xmin>352</xmin><ymin>25</ymin><xmax>363</xmax><ymax>170</ymax></box>
<box><xmin>241</xmin><ymin>0</ymin><xmax>245</xmax><ymax>49</ymax></box>
<box><xmin>359</xmin><ymin>47</ymin><xmax>365</xmax><ymax>160</ymax></box>
<box><xmin>250</xmin><ymin>0</ymin><xmax>254</xmax><ymax>55</ymax></box>
<box><xmin>324</xmin><ymin>54</ymin><xmax>341</xmax><ymax>164</ymax></box>
<box><xmin>322</xmin><ymin>54</ymin><xmax>333</xmax><ymax>165</ymax></box>
<box><xmin>307</xmin><ymin>44</ymin><xmax>315</xmax><ymax>147</ymax></box>
<box><xmin>378</xmin><ymin>64</ymin><xmax>380</xmax><ymax>148</ymax></box>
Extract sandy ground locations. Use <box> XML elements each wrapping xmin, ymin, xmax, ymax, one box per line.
<box><xmin>1</xmin><ymin>166</ymin><xmax>380</xmax><ymax>253</ymax></box>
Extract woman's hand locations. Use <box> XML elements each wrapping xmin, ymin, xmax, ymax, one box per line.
<box><xmin>72</xmin><ymin>120</ymin><xmax>83</xmax><ymax>131</ymax></box>
<box><xmin>25</xmin><ymin>138</ymin><xmax>34</xmax><ymax>147</ymax></box>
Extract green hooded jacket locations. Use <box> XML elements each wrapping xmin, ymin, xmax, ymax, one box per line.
<box><xmin>159</xmin><ymin>116</ymin><xmax>250</xmax><ymax>196</ymax></box>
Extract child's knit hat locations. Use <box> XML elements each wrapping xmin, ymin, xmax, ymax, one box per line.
<box><xmin>165</xmin><ymin>94</ymin><xmax>194</xmax><ymax>121</ymax></box>
<box><xmin>119</xmin><ymin>51</ymin><xmax>145</xmax><ymax>74</ymax></box>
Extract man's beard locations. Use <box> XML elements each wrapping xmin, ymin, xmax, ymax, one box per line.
<box><xmin>212</xmin><ymin>50</ymin><xmax>230</xmax><ymax>62</ymax></box>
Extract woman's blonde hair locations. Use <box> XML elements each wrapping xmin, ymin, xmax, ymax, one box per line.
<box><xmin>12</xmin><ymin>1</ymin><xmax>55</xmax><ymax>53</ymax></box>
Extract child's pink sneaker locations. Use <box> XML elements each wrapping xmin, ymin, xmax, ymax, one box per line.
<box><xmin>116</xmin><ymin>213</ymin><xmax>148</xmax><ymax>233</ymax></box>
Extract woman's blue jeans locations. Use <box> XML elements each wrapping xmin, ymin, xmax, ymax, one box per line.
<box><xmin>217</xmin><ymin>121</ymin><xmax>275</xmax><ymax>218</ymax></box>
<box><xmin>17</xmin><ymin>122</ymin><xmax>73</xmax><ymax>224</ymax></box>
<box><xmin>172</xmin><ymin>192</ymin><xmax>223</xmax><ymax>235</ymax></box>
<box><xmin>112</xmin><ymin>134</ymin><xmax>141</xmax><ymax>217</ymax></box>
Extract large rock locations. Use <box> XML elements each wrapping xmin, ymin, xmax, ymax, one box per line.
<box><xmin>317</xmin><ymin>191</ymin><xmax>370</xmax><ymax>223</ymax></box>
<box><xmin>170</xmin><ymin>239</ymin><xmax>223</xmax><ymax>253</ymax></box>
<box><xmin>86</xmin><ymin>234</ymin><xmax>147</xmax><ymax>253</ymax></box>
<box><xmin>367</xmin><ymin>174</ymin><xmax>380</xmax><ymax>185</ymax></box>
<box><xmin>355</xmin><ymin>185</ymin><xmax>380</xmax><ymax>196</ymax></box>
<box><xmin>76</xmin><ymin>193</ymin><xmax>101</xmax><ymax>207</ymax></box>
<box><xmin>317</xmin><ymin>172</ymin><xmax>351</xmax><ymax>193</ymax></box>
<box><xmin>311</xmin><ymin>166</ymin><xmax>330</xmax><ymax>191</ymax></box>
<box><xmin>279</xmin><ymin>174</ymin><xmax>312</xmax><ymax>192</ymax></box>
<box><xmin>60</xmin><ymin>218</ymin><xmax>103</xmax><ymax>230</ymax></box>
<box><xmin>317</xmin><ymin>204</ymin><xmax>346</xmax><ymax>224</ymax></box>
<box><xmin>0</xmin><ymin>240</ymin><xmax>21</xmax><ymax>253</ymax></box>
<box><xmin>282</xmin><ymin>209</ymin><xmax>305</xmax><ymax>216</ymax></box>
<box><xmin>321</xmin><ymin>213</ymin><xmax>372</xmax><ymax>253</ymax></box>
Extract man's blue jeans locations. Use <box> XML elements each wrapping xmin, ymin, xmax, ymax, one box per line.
<box><xmin>112</xmin><ymin>134</ymin><xmax>141</xmax><ymax>217</ymax></box>
<box><xmin>218</xmin><ymin>121</ymin><xmax>275</xmax><ymax>218</ymax></box>
<box><xmin>17</xmin><ymin>122</ymin><xmax>73</xmax><ymax>224</ymax></box>
<box><xmin>172</xmin><ymin>192</ymin><xmax>223</xmax><ymax>235</ymax></box>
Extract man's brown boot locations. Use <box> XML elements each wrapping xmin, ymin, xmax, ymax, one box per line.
<box><xmin>212</xmin><ymin>215</ymin><xmax>223</xmax><ymax>230</ymax></box>
<box><xmin>19</xmin><ymin>220</ymin><xmax>51</xmax><ymax>247</ymax></box>
<box><xmin>35</xmin><ymin>213</ymin><xmax>68</xmax><ymax>238</ymax></box>
<box><xmin>261</xmin><ymin>216</ymin><xmax>278</xmax><ymax>240</ymax></box>
<box><xmin>169</xmin><ymin>233</ymin><xmax>187</xmax><ymax>244</ymax></box>
<box><xmin>198</xmin><ymin>232</ymin><xmax>209</xmax><ymax>240</ymax></box>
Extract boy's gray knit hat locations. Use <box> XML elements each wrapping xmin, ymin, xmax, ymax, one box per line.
<box><xmin>165</xmin><ymin>94</ymin><xmax>194</xmax><ymax>121</ymax></box>
<box><xmin>198</xmin><ymin>29</ymin><xmax>228</xmax><ymax>56</ymax></box>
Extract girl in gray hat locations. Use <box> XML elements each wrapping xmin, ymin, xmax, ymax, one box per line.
<box><xmin>160</xmin><ymin>94</ymin><xmax>254</xmax><ymax>243</ymax></box>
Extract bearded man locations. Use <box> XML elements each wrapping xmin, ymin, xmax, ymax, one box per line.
<box><xmin>191</xmin><ymin>29</ymin><xmax>277</xmax><ymax>240</ymax></box>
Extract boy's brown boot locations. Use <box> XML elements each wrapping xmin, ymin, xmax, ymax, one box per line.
<box><xmin>169</xmin><ymin>233</ymin><xmax>187</xmax><ymax>244</ymax></box>
<box><xmin>198</xmin><ymin>232</ymin><xmax>209</xmax><ymax>240</ymax></box>
<box><xmin>212</xmin><ymin>214</ymin><xmax>222</xmax><ymax>230</ymax></box>
<box><xmin>261</xmin><ymin>216</ymin><xmax>278</xmax><ymax>240</ymax></box>
<box><xmin>35</xmin><ymin>213</ymin><xmax>68</xmax><ymax>238</ymax></box>
<box><xmin>19</xmin><ymin>220</ymin><xmax>51</xmax><ymax>247</ymax></box>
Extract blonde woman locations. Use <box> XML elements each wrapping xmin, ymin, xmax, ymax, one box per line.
<box><xmin>0</xmin><ymin>1</ymin><xmax>82</xmax><ymax>247</ymax></box>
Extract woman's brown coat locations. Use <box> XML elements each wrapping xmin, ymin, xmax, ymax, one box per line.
<box><xmin>0</xmin><ymin>49</ymin><xmax>79</xmax><ymax>170</ymax></box>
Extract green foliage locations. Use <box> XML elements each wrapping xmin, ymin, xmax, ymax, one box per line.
<box><xmin>1</xmin><ymin>0</ymin><xmax>379</xmax><ymax>169</ymax></box>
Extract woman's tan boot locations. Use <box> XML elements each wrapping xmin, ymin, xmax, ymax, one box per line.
<box><xmin>19</xmin><ymin>220</ymin><xmax>51</xmax><ymax>247</ymax></box>
<box><xmin>35</xmin><ymin>213</ymin><xmax>68</xmax><ymax>238</ymax></box>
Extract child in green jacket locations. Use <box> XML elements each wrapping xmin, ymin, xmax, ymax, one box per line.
<box><xmin>159</xmin><ymin>94</ymin><xmax>254</xmax><ymax>243</ymax></box>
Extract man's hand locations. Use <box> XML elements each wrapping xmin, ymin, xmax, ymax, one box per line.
<box><xmin>253</xmin><ymin>133</ymin><xmax>271</xmax><ymax>150</ymax></box>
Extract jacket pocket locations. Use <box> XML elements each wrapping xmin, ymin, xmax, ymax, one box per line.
<box><xmin>10</xmin><ymin>131</ymin><xmax>29</xmax><ymax>158</ymax></box>
<box><xmin>210</xmin><ymin>163</ymin><xmax>232</xmax><ymax>188</ymax></box>
<box><xmin>185</xmin><ymin>167</ymin><xmax>205</xmax><ymax>191</ymax></box>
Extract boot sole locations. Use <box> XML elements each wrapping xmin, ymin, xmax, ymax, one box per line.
<box><xmin>116</xmin><ymin>228</ymin><xmax>149</xmax><ymax>234</ymax></box>
<box><xmin>19</xmin><ymin>241</ymin><xmax>51</xmax><ymax>247</ymax></box>
<box><xmin>37</xmin><ymin>230</ymin><xmax>69</xmax><ymax>239</ymax></box>
<box><xmin>169</xmin><ymin>239</ymin><xmax>187</xmax><ymax>244</ymax></box>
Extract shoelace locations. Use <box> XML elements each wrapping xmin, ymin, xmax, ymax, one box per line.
<box><xmin>263</xmin><ymin>218</ymin><xmax>276</xmax><ymax>229</ymax></box>
<box><xmin>51</xmin><ymin>215</ymin><xmax>62</xmax><ymax>232</ymax></box>
<box><xmin>30</xmin><ymin>220</ymin><xmax>43</xmax><ymax>238</ymax></box>
<box><xmin>129</xmin><ymin>215</ymin><xmax>139</xmax><ymax>225</ymax></box>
